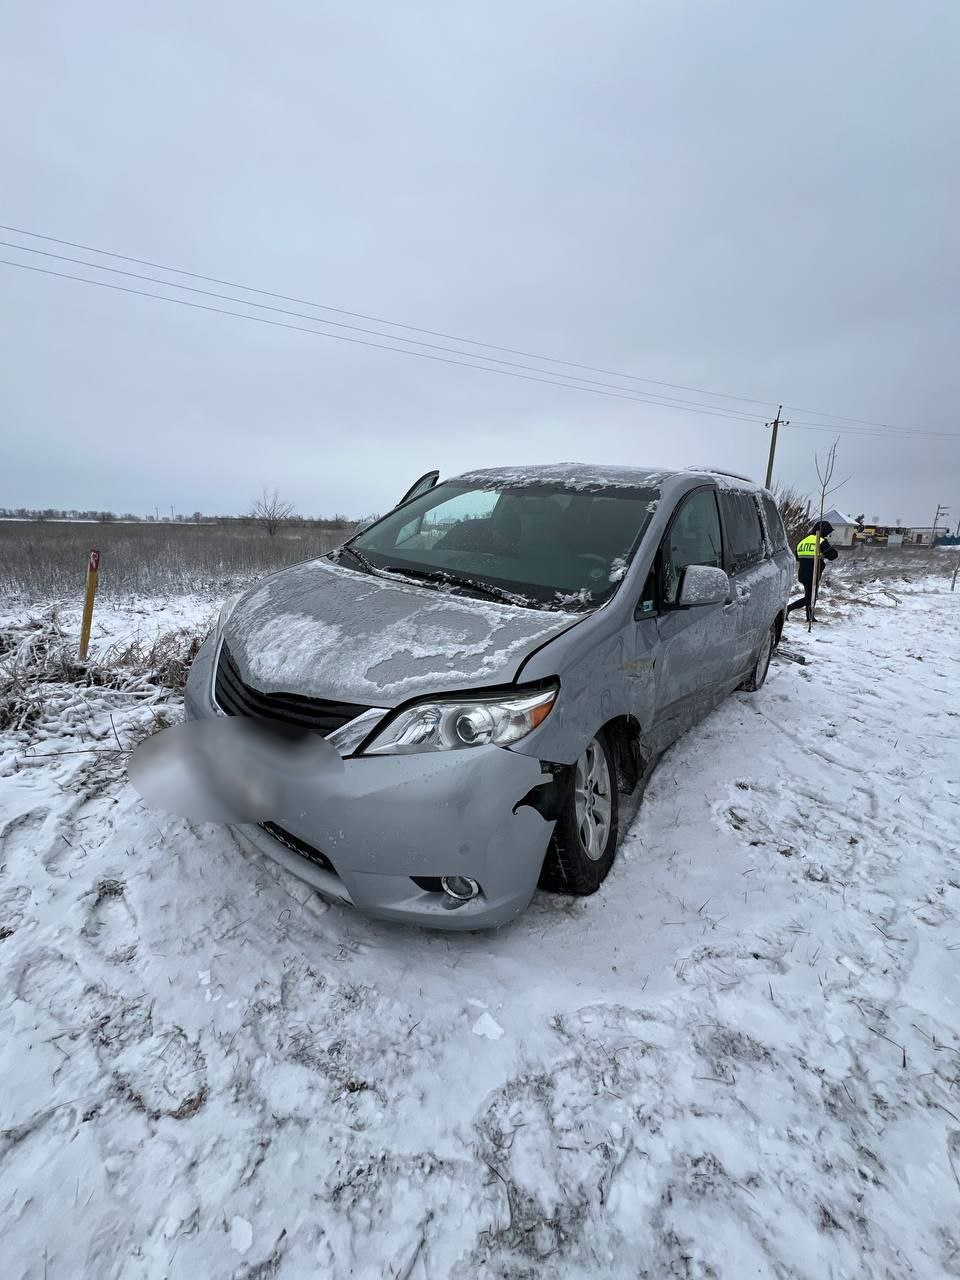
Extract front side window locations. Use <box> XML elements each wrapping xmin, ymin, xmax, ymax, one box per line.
<box><xmin>719</xmin><ymin>491</ymin><xmax>766</xmax><ymax>573</ymax></box>
<box><xmin>661</xmin><ymin>488</ymin><xmax>723</xmax><ymax>604</ymax></box>
<box><xmin>760</xmin><ymin>493</ymin><xmax>788</xmax><ymax>552</ymax></box>
<box><xmin>340</xmin><ymin>481</ymin><xmax>660</xmax><ymax>610</ymax></box>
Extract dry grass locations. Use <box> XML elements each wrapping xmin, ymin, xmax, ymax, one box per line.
<box><xmin>106</xmin><ymin>630</ymin><xmax>206</xmax><ymax>692</ymax></box>
<box><xmin>0</xmin><ymin>609</ymin><xmax>206</xmax><ymax>734</ymax></box>
<box><xmin>832</xmin><ymin>545</ymin><xmax>957</xmax><ymax>590</ymax></box>
<box><xmin>0</xmin><ymin>520</ymin><xmax>346</xmax><ymax>603</ymax></box>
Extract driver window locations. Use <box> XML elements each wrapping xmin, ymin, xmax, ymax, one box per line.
<box><xmin>661</xmin><ymin>489</ymin><xmax>723</xmax><ymax>604</ymax></box>
<box><xmin>421</xmin><ymin>489</ymin><xmax>498</xmax><ymax>530</ymax></box>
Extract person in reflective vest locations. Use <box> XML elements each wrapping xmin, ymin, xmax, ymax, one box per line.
<box><xmin>786</xmin><ymin>520</ymin><xmax>838</xmax><ymax>622</ymax></box>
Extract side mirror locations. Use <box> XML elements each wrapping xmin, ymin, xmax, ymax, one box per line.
<box><xmin>677</xmin><ymin>564</ymin><xmax>730</xmax><ymax>608</ymax></box>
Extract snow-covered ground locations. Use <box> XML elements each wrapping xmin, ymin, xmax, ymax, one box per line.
<box><xmin>1</xmin><ymin>566</ymin><xmax>959</xmax><ymax>1278</ymax></box>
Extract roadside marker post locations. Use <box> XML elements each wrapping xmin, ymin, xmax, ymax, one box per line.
<box><xmin>78</xmin><ymin>548</ymin><xmax>101</xmax><ymax>661</ymax></box>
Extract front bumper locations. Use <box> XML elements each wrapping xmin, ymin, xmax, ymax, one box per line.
<box><xmin>183</xmin><ymin>634</ymin><xmax>555</xmax><ymax>929</ymax></box>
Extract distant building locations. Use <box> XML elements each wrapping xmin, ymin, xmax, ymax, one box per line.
<box><xmin>813</xmin><ymin>506</ymin><xmax>952</xmax><ymax>549</ymax></box>
<box><xmin>904</xmin><ymin>526</ymin><xmax>951</xmax><ymax>546</ymax></box>
<box><xmin>821</xmin><ymin>508</ymin><xmax>857</xmax><ymax>547</ymax></box>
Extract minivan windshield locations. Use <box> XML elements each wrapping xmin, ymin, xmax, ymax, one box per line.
<box><xmin>338</xmin><ymin>481</ymin><xmax>660</xmax><ymax>610</ymax></box>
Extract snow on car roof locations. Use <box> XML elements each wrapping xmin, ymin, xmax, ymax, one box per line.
<box><xmin>450</xmin><ymin>462</ymin><xmax>672</xmax><ymax>490</ymax></box>
<box><xmin>683</xmin><ymin>466</ymin><xmax>765</xmax><ymax>492</ymax></box>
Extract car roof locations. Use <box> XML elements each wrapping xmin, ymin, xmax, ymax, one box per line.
<box><xmin>449</xmin><ymin>462</ymin><xmax>766</xmax><ymax>493</ymax></box>
<box><xmin>683</xmin><ymin>466</ymin><xmax>765</xmax><ymax>493</ymax></box>
<box><xmin>450</xmin><ymin>463</ymin><xmax>673</xmax><ymax>489</ymax></box>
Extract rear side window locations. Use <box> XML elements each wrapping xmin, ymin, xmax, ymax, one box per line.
<box><xmin>719</xmin><ymin>491</ymin><xmax>766</xmax><ymax>573</ymax></box>
<box><xmin>760</xmin><ymin>493</ymin><xmax>788</xmax><ymax>552</ymax></box>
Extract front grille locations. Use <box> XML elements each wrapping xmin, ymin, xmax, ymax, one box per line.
<box><xmin>259</xmin><ymin>821</ymin><xmax>338</xmax><ymax>877</ymax></box>
<box><xmin>215</xmin><ymin>641</ymin><xmax>371</xmax><ymax>737</ymax></box>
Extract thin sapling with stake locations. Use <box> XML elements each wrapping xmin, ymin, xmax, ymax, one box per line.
<box><xmin>808</xmin><ymin>440</ymin><xmax>849</xmax><ymax>632</ymax></box>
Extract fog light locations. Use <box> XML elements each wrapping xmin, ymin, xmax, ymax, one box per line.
<box><xmin>440</xmin><ymin>875</ymin><xmax>480</xmax><ymax>901</ymax></box>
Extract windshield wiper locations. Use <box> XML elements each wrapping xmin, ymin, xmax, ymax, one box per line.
<box><xmin>381</xmin><ymin>565</ymin><xmax>529</xmax><ymax>606</ymax></box>
<box><xmin>336</xmin><ymin>545</ymin><xmax>383</xmax><ymax>577</ymax></box>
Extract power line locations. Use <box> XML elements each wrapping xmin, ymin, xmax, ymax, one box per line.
<box><xmin>2</xmin><ymin>220</ymin><xmax>943</xmax><ymax>438</ymax></box>
<box><xmin>7</xmin><ymin>252</ymin><xmax>960</xmax><ymax>448</ymax></box>
<box><xmin>785</xmin><ymin>422</ymin><xmax>939</xmax><ymax>441</ymax></box>
<box><xmin>780</xmin><ymin>403</ymin><xmax>934</xmax><ymax>432</ymax></box>
<box><xmin>0</xmin><ymin>221</ymin><xmax>781</xmax><ymax>410</ymax></box>
<box><xmin>0</xmin><ymin>257</ymin><xmax>774</xmax><ymax>424</ymax></box>
<box><xmin>788</xmin><ymin>419</ymin><xmax>960</xmax><ymax>441</ymax></box>
<box><xmin>4</xmin><ymin>239</ymin><xmax>959</xmax><ymax>447</ymax></box>
<box><xmin>0</xmin><ymin>239</ymin><xmax>774</xmax><ymax>422</ymax></box>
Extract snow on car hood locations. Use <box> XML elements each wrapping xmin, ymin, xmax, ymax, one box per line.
<box><xmin>222</xmin><ymin>557</ymin><xmax>583</xmax><ymax>706</ymax></box>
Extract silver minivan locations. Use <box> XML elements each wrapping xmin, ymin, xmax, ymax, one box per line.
<box><xmin>184</xmin><ymin>464</ymin><xmax>792</xmax><ymax>928</ymax></box>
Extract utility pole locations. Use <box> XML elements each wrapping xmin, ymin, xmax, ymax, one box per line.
<box><xmin>764</xmin><ymin>405</ymin><xmax>789</xmax><ymax>490</ymax></box>
<box><xmin>930</xmin><ymin>502</ymin><xmax>949</xmax><ymax>548</ymax></box>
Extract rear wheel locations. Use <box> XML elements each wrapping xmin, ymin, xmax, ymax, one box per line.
<box><xmin>540</xmin><ymin>733</ymin><xmax>620</xmax><ymax>895</ymax></box>
<box><xmin>739</xmin><ymin>623</ymin><xmax>776</xmax><ymax>692</ymax></box>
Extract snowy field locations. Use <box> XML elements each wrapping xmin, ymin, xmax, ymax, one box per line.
<box><xmin>1</xmin><ymin>558</ymin><xmax>959</xmax><ymax>1278</ymax></box>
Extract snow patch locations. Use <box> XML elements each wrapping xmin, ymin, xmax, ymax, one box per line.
<box><xmin>472</xmin><ymin>1011</ymin><xmax>505</xmax><ymax>1040</ymax></box>
<box><xmin>229</xmin><ymin>1216</ymin><xmax>253</xmax><ymax>1254</ymax></box>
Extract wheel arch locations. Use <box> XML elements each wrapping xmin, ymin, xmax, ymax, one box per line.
<box><xmin>599</xmin><ymin>713</ymin><xmax>648</xmax><ymax>795</ymax></box>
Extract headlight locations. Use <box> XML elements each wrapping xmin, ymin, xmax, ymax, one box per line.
<box><xmin>360</xmin><ymin>684</ymin><xmax>558</xmax><ymax>755</ymax></box>
<box><xmin>215</xmin><ymin>593</ymin><xmax>242</xmax><ymax>640</ymax></box>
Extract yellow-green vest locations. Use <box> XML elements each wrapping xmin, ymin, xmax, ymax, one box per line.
<box><xmin>796</xmin><ymin>534</ymin><xmax>821</xmax><ymax>558</ymax></box>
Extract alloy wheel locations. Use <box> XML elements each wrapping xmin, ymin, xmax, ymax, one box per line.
<box><xmin>574</xmin><ymin>739</ymin><xmax>613</xmax><ymax>861</ymax></box>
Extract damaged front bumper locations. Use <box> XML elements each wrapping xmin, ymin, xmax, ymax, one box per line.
<box><xmin>183</xmin><ymin>634</ymin><xmax>555</xmax><ymax>929</ymax></box>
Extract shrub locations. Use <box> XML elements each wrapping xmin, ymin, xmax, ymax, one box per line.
<box><xmin>775</xmin><ymin>487</ymin><xmax>811</xmax><ymax>552</ymax></box>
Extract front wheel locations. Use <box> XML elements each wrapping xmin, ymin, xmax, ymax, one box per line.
<box><xmin>540</xmin><ymin>733</ymin><xmax>620</xmax><ymax>895</ymax></box>
<box><xmin>739</xmin><ymin>623</ymin><xmax>776</xmax><ymax>692</ymax></box>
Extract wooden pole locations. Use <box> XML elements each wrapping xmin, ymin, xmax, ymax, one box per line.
<box><xmin>78</xmin><ymin>548</ymin><xmax>100</xmax><ymax>661</ymax></box>
<box><xmin>929</xmin><ymin>503</ymin><xmax>945</xmax><ymax>549</ymax></box>
<box><xmin>807</xmin><ymin>525</ymin><xmax>823</xmax><ymax>631</ymax></box>
<box><xmin>764</xmin><ymin>406</ymin><xmax>788</xmax><ymax>490</ymax></box>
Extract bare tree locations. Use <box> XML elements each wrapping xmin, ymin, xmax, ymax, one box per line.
<box><xmin>250</xmin><ymin>487</ymin><xmax>295</xmax><ymax>537</ymax></box>
<box><xmin>808</xmin><ymin>440</ymin><xmax>849</xmax><ymax>632</ymax></box>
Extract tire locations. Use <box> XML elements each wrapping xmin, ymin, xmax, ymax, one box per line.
<box><xmin>540</xmin><ymin>732</ymin><xmax>620</xmax><ymax>895</ymax></box>
<box><xmin>739</xmin><ymin>623</ymin><xmax>776</xmax><ymax>692</ymax></box>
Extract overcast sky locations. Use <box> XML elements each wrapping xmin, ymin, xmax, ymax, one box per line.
<box><xmin>2</xmin><ymin>1</ymin><xmax>958</xmax><ymax>524</ymax></box>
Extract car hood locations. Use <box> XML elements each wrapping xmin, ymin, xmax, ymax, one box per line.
<box><xmin>222</xmin><ymin>558</ymin><xmax>583</xmax><ymax>706</ymax></box>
